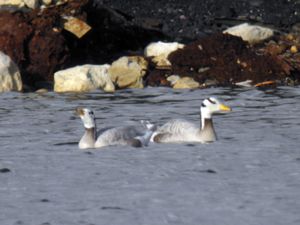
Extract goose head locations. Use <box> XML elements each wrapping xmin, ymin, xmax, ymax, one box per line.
<box><xmin>76</xmin><ymin>107</ymin><xmax>97</xmax><ymax>149</ymax></box>
<box><xmin>76</xmin><ymin>107</ymin><xmax>96</xmax><ymax>129</ymax></box>
<box><xmin>200</xmin><ymin>97</ymin><xmax>231</xmax><ymax>129</ymax></box>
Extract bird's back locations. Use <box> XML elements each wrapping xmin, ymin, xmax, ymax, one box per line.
<box><xmin>157</xmin><ymin>119</ymin><xmax>198</xmax><ymax>134</ymax></box>
<box><xmin>152</xmin><ymin>119</ymin><xmax>200</xmax><ymax>143</ymax></box>
<box><xmin>95</xmin><ymin>125</ymin><xmax>144</xmax><ymax>147</ymax></box>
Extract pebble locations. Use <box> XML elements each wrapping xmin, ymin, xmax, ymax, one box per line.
<box><xmin>290</xmin><ymin>45</ymin><xmax>298</xmax><ymax>53</ymax></box>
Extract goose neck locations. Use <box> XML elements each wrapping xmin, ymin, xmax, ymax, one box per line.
<box><xmin>200</xmin><ymin>108</ymin><xmax>212</xmax><ymax>130</ymax></box>
<box><xmin>79</xmin><ymin>127</ymin><xmax>96</xmax><ymax>149</ymax></box>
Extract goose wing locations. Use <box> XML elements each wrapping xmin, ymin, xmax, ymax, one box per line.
<box><xmin>152</xmin><ymin>119</ymin><xmax>199</xmax><ymax>143</ymax></box>
<box><xmin>157</xmin><ymin>119</ymin><xmax>198</xmax><ymax>134</ymax></box>
<box><xmin>95</xmin><ymin>125</ymin><xmax>144</xmax><ymax>147</ymax></box>
<box><xmin>96</xmin><ymin>126</ymin><xmax>114</xmax><ymax>136</ymax></box>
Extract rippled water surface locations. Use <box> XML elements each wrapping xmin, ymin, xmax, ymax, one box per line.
<box><xmin>1</xmin><ymin>87</ymin><xmax>300</xmax><ymax>225</ymax></box>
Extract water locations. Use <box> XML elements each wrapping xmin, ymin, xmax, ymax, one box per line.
<box><xmin>0</xmin><ymin>87</ymin><xmax>300</xmax><ymax>225</ymax></box>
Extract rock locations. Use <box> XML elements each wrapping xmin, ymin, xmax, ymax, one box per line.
<box><xmin>201</xmin><ymin>79</ymin><xmax>218</xmax><ymax>88</ymax></box>
<box><xmin>0</xmin><ymin>0</ymin><xmax>24</xmax><ymax>8</ymax></box>
<box><xmin>234</xmin><ymin>80</ymin><xmax>253</xmax><ymax>87</ymax></box>
<box><xmin>262</xmin><ymin>33</ymin><xmax>300</xmax><ymax>85</ymax></box>
<box><xmin>0</xmin><ymin>0</ymin><xmax>39</xmax><ymax>8</ymax></box>
<box><xmin>35</xmin><ymin>88</ymin><xmax>49</xmax><ymax>93</ymax></box>
<box><xmin>0</xmin><ymin>6</ymin><xmax>69</xmax><ymax>90</ymax></box>
<box><xmin>62</xmin><ymin>16</ymin><xmax>91</xmax><ymax>39</ymax></box>
<box><xmin>41</xmin><ymin>0</ymin><xmax>66</xmax><ymax>6</ymax></box>
<box><xmin>41</xmin><ymin>0</ymin><xmax>52</xmax><ymax>5</ymax></box>
<box><xmin>290</xmin><ymin>45</ymin><xmax>298</xmax><ymax>53</ymax></box>
<box><xmin>108</xmin><ymin>56</ymin><xmax>148</xmax><ymax>88</ymax></box>
<box><xmin>223</xmin><ymin>23</ymin><xmax>274</xmax><ymax>44</ymax></box>
<box><xmin>55</xmin><ymin>0</ymin><xmax>66</xmax><ymax>6</ymax></box>
<box><xmin>168</xmin><ymin>33</ymin><xmax>288</xmax><ymax>86</ymax></box>
<box><xmin>166</xmin><ymin>75</ymin><xmax>180</xmax><ymax>85</ymax></box>
<box><xmin>54</xmin><ymin>64</ymin><xmax>115</xmax><ymax>93</ymax></box>
<box><xmin>144</xmin><ymin>41</ymin><xmax>185</xmax><ymax>68</ymax></box>
<box><xmin>145</xmin><ymin>69</ymin><xmax>172</xmax><ymax>87</ymax></box>
<box><xmin>23</xmin><ymin>0</ymin><xmax>39</xmax><ymax>8</ymax></box>
<box><xmin>0</xmin><ymin>51</ymin><xmax>23</xmax><ymax>92</ymax></box>
<box><xmin>264</xmin><ymin>42</ymin><xmax>287</xmax><ymax>56</ymax></box>
<box><xmin>0</xmin><ymin>11</ymin><xmax>32</xmax><ymax>67</ymax></box>
<box><xmin>167</xmin><ymin>75</ymin><xmax>199</xmax><ymax>89</ymax></box>
<box><xmin>254</xmin><ymin>80</ymin><xmax>277</xmax><ymax>87</ymax></box>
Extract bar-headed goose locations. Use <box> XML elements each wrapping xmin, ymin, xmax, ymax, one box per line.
<box><xmin>76</xmin><ymin>107</ymin><xmax>155</xmax><ymax>149</ymax></box>
<box><xmin>151</xmin><ymin>97</ymin><xmax>231</xmax><ymax>143</ymax></box>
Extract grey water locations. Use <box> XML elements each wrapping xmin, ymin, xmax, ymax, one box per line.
<box><xmin>0</xmin><ymin>87</ymin><xmax>300</xmax><ymax>225</ymax></box>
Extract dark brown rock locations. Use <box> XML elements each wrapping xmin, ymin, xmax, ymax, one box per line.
<box><xmin>167</xmin><ymin>33</ymin><xmax>289</xmax><ymax>86</ymax></box>
<box><xmin>0</xmin><ymin>11</ymin><xmax>32</xmax><ymax>66</ymax></box>
<box><xmin>0</xmin><ymin>2</ymin><xmax>76</xmax><ymax>90</ymax></box>
<box><xmin>145</xmin><ymin>68</ymin><xmax>171</xmax><ymax>87</ymax></box>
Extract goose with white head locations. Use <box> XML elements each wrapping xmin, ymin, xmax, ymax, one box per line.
<box><xmin>151</xmin><ymin>97</ymin><xmax>231</xmax><ymax>143</ymax></box>
<box><xmin>76</xmin><ymin>107</ymin><xmax>155</xmax><ymax>149</ymax></box>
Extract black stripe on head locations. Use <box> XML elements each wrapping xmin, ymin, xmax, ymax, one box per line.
<box><xmin>201</xmin><ymin>103</ymin><xmax>206</xmax><ymax>107</ymax></box>
<box><xmin>207</xmin><ymin>98</ymin><xmax>216</xmax><ymax>104</ymax></box>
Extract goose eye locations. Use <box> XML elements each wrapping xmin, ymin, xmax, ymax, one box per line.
<box><xmin>201</xmin><ymin>103</ymin><xmax>206</xmax><ymax>107</ymax></box>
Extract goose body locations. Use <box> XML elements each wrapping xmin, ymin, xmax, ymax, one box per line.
<box><xmin>151</xmin><ymin>97</ymin><xmax>231</xmax><ymax>143</ymax></box>
<box><xmin>76</xmin><ymin>108</ymin><xmax>155</xmax><ymax>149</ymax></box>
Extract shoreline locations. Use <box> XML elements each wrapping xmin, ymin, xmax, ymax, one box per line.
<box><xmin>0</xmin><ymin>0</ymin><xmax>299</xmax><ymax>92</ymax></box>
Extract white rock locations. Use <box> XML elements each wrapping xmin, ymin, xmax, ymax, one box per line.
<box><xmin>167</xmin><ymin>75</ymin><xmax>180</xmax><ymax>86</ymax></box>
<box><xmin>235</xmin><ymin>80</ymin><xmax>253</xmax><ymax>87</ymax></box>
<box><xmin>223</xmin><ymin>23</ymin><xmax>274</xmax><ymax>44</ymax></box>
<box><xmin>54</xmin><ymin>64</ymin><xmax>115</xmax><ymax>93</ymax></box>
<box><xmin>0</xmin><ymin>51</ymin><xmax>23</xmax><ymax>92</ymax></box>
<box><xmin>108</xmin><ymin>56</ymin><xmax>148</xmax><ymax>89</ymax></box>
<box><xmin>23</xmin><ymin>0</ymin><xmax>39</xmax><ymax>8</ymax></box>
<box><xmin>41</xmin><ymin>0</ymin><xmax>52</xmax><ymax>5</ymax></box>
<box><xmin>144</xmin><ymin>41</ymin><xmax>185</xmax><ymax>67</ymax></box>
<box><xmin>0</xmin><ymin>0</ymin><xmax>39</xmax><ymax>8</ymax></box>
<box><xmin>0</xmin><ymin>0</ymin><xmax>24</xmax><ymax>7</ymax></box>
<box><xmin>167</xmin><ymin>75</ymin><xmax>199</xmax><ymax>89</ymax></box>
